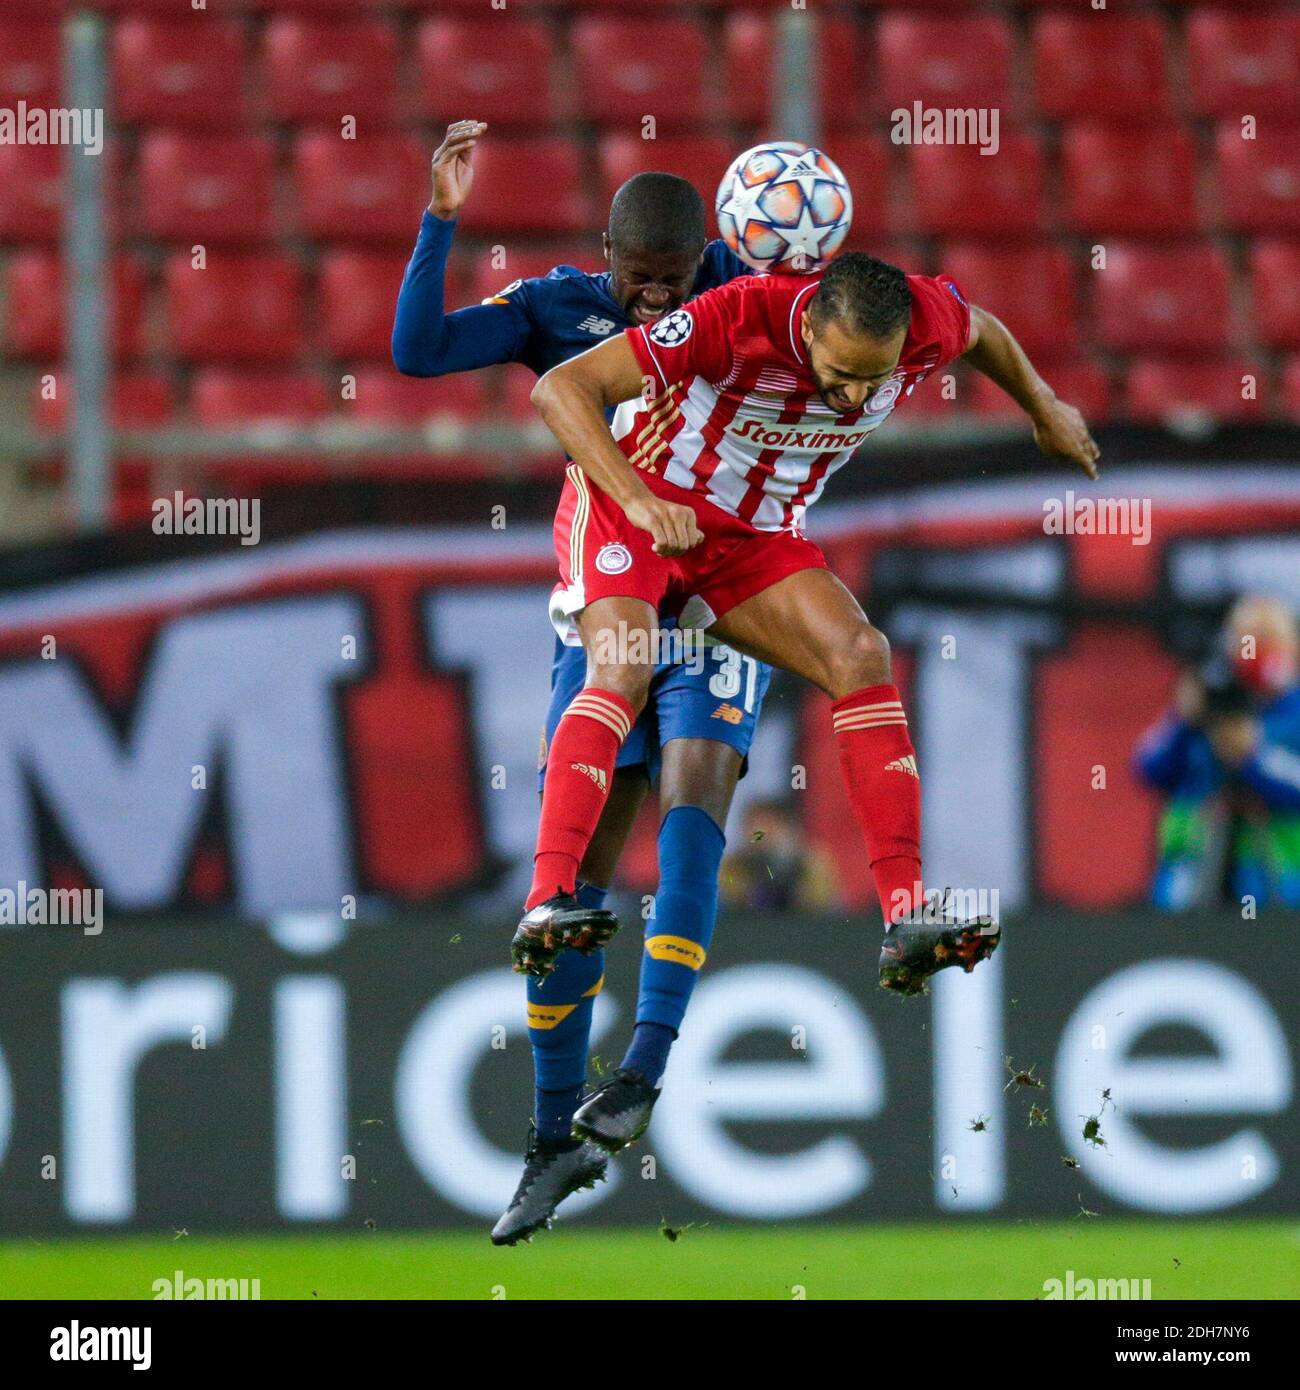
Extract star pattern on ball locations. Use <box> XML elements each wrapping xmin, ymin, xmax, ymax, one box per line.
<box><xmin>718</xmin><ymin>172</ymin><xmax>766</xmax><ymax>219</ymax></box>
<box><xmin>718</xmin><ymin>145</ymin><xmax>850</xmax><ymax>271</ymax></box>
<box><xmin>768</xmin><ymin>199</ymin><xmax>844</xmax><ymax>269</ymax></box>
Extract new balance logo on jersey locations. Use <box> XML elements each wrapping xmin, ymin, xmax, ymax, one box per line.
<box><xmin>570</xmin><ymin>762</ymin><xmax>608</xmax><ymax>792</ymax></box>
<box><xmin>577</xmin><ymin>315</ymin><xmax>616</xmax><ymax>336</ymax></box>
<box><xmin>885</xmin><ymin>755</ymin><xmax>919</xmax><ymax>778</ymax></box>
<box><xmin>711</xmin><ymin>704</ymin><xmax>744</xmax><ymax>725</ymax></box>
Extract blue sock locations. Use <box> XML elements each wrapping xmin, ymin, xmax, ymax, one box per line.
<box><xmin>622</xmin><ymin>1021</ymin><xmax>676</xmax><ymax>1085</ymax></box>
<box><xmin>622</xmin><ymin>805</ymin><xmax>724</xmax><ymax>1084</ymax></box>
<box><xmin>534</xmin><ymin>1085</ymin><xmax>585</xmax><ymax>1149</ymax></box>
<box><xmin>529</xmin><ymin>880</ymin><xmax>606</xmax><ymax>1144</ymax></box>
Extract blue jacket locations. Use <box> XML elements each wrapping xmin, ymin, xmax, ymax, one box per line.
<box><xmin>391</xmin><ymin>211</ymin><xmax>749</xmax><ymax>382</ymax></box>
<box><xmin>1133</xmin><ymin>685</ymin><xmax>1300</xmax><ymax>812</ymax></box>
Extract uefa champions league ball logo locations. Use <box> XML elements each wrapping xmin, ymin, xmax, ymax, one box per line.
<box><xmin>649</xmin><ymin>309</ymin><xmax>693</xmax><ymax>348</ymax></box>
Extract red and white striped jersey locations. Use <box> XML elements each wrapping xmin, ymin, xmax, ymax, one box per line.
<box><xmin>620</xmin><ymin>270</ymin><xmax>971</xmax><ymax>532</ymax></box>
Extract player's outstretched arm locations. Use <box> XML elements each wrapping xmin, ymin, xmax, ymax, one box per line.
<box><xmin>963</xmin><ymin>305</ymin><xmax>1101</xmax><ymax>479</ymax></box>
<box><xmin>391</xmin><ymin>120</ymin><xmax>532</xmax><ymax>377</ymax></box>
<box><xmin>531</xmin><ymin>338</ymin><xmax>704</xmax><ymax>557</ymax></box>
<box><xmin>427</xmin><ymin>120</ymin><xmax>486</xmax><ymax>221</ymax></box>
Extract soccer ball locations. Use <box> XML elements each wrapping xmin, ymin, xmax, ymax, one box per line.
<box><xmin>715</xmin><ymin>142</ymin><xmax>853</xmax><ymax>275</ymax></box>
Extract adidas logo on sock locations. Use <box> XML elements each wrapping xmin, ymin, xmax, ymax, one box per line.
<box><xmin>570</xmin><ymin>762</ymin><xmax>608</xmax><ymax>792</ymax></box>
<box><xmin>884</xmin><ymin>754</ymin><xmax>919</xmax><ymax>778</ymax></box>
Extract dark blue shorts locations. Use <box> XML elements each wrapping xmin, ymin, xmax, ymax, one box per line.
<box><xmin>540</xmin><ymin>635</ymin><xmax>773</xmax><ymax>787</ymax></box>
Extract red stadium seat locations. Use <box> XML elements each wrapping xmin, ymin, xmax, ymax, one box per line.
<box><xmin>262</xmin><ymin>18</ymin><xmax>399</xmax><ymax>125</ymax></box>
<box><xmin>896</xmin><ymin>370</ymin><xmax>957</xmax><ymax>423</ymax></box>
<box><xmin>724</xmin><ymin>13</ymin><xmax>864</xmax><ymax>129</ymax></box>
<box><xmin>570</xmin><ymin>17</ymin><xmax>707</xmax><ymax>128</ymax></box>
<box><xmin>870</xmin><ymin>14</ymin><xmax>1013</xmax><ymax>118</ymax></box>
<box><xmin>455</xmin><ymin>138</ymin><xmax>588</xmax><ymax>235</ymax></box>
<box><xmin>4</xmin><ymin>253</ymin><xmax>147</xmax><ymax>360</ymax></box>
<box><xmin>839</xmin><ymin>238</ymin><xmax>926</xmax><ymax>274</ymax></box>
<box><xmin>855</xmin><ymin>0</ymin><xmax>984</xmax><ymax>7</ymax></box>
<box><xmin>415</xmin><ymin>18</ymin><xmax>557</xmax><ymax>127</ymax></box>
<box><xmin>548</xmin><ymin>0</ymin><xmax>786</xmax><ymax>8</ymax></box>
<box><xmin>31</xmin><ymin>374</ymin><xmax>176</xmax><ymax>433</ymax></box>
<box><xmin>0</xmin><ymin>144</ymin><xmax>66</xmax><ymax>241</ymax></box>
<box><xmin>722</xmin><ymin>13</ymin><xmax>773</xmax><ymax>125</ymax></box>
<box><xmin>1125</xmin><ymin>358</ymin><xmax>1266</xmax><ymax>425</ymax></box>
<box><xmin>469</xmin><ymin>243</ymin><xmax>605</xmax><ymax>304</ymax></box>
<box><xmin>94</xmin><ymin>0</ymin><xmax>237</xmax><ymax>10</ymax></box>
<box><xmin>499</xmin><ymin>364</ymin><xmax>542</xmax><ymax>424</ymax></box>
<box><xmin>1187</xmin><ymin>10</ymin><xmax>1300</xmax><ymax>119</ymax></box>
<box><xmin>191</xmin><ymin>370</ymin><xmax>331</xmax><ymax>426</ymax></box>
<box><xmin>163</xmin><ymin>252</ymin><xmax>304</xmax><ymax>363</ymax></box>
<box><xmin>969</xmin><ymin>358</ymin><xmax>1111</xmax><ymax>425</ymax></box>
<box><xmin>939</xmin><ymin>245</ymin><xmax>1077</xmax><ymax>359</ymax></box>
<box><xmin>907</xmin><ymin>132</ymin><xmax>1046</xmax><ymax>238</ymax></box>
<box><xmin>0</xmin><ymin>142</ymin><xmax>125</xmax><ymax>242</ymax></box>
<box><xmin>1062</xmin><ymin>125</ymin><xmax>1199</xmax><ymax>235</ymax></box>
<box><xmin>138</xmin><ymin>134</ymin><xmax>276</xmax><ymax>244</ymax></box>
<box><xmin>346</xmin><ymin>367</ymin><xmax>485</xmax><ymax>424</ymax></box>
<box><xmin>1092</xmin><ymin>244</ymin><xmax>1231</xmax><ymax>354</ymax></box>
<box><xmin>596</xmin><ymin>134</ymin><xmax>734</xmax><ymax>211</ymax></box>
<box><xmin>293</xmin><ymin>132</ymin><xmax>429</xmax><ymax>243</ymax></box>
<box><xmin>1282</xmin><ymin>357</ymin><xmax>1300</xmax><ymax>420</ymax></box>
<box><xmin>1031</xmin><ymin>14</ymin><xmax>1170</xmax><ymax>121</ymax></box>
<box><xmin>111</xmin><ymin>19</ymin><xmax>247</xmax><ymax>128</ymax></box>
<box><xmin>1216</xmin><ymin>123</ymin><xmax>1300</xmax><ymax>234</ymax></box>
<box><xmin>1</xmin><ymin>0</ymin><xmax>68</xmax><ymax>14</ymax></box>
<box><xmin>0</xmin><ymin>22</ymin><xmax>60</xmax><ymax>108</ymax></box>
<box><xmin>236</xmin><ymin>0</ymin><xmax>378</xmax><ymax>12</ymax></box>
<box><xmin>822</xmin><ymin>138</ymin><xmax>893</xmax><ymax>240</ymax></box>
<box><xmin>320</xmin><ymin>251</ymin><xmax>415</xmax><ymax>359</ymax></box>
<box><xmin>1250</xmin><ymin>240</ymin><xmax>1300</xmax><ymax>349</ymax></box>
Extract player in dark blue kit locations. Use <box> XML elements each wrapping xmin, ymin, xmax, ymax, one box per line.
<box><xmin>392</xmin><ymin>121</ymin><xmax>774</xmax><ymax>1244</ymax></box>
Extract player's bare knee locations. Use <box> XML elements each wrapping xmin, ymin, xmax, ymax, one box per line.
<box><xmin>586</xmin><ymin>661</ymin><xmax>651</xmax><ymax>717</ymax></box>
<box><xmin>827</xmin><ymin>623</ymin><xmax>891</xmax><ymax>697</ymax></box>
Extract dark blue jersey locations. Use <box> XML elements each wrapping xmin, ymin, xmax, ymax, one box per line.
<box><xmin>391</xmin><ymin>211</ymin><xmax>751</xmax><ymax>382</ymax></box>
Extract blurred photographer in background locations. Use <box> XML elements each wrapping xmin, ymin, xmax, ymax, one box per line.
<box><xmin>722</xmin><ymin>798</ymin><xmax>840</xmax><ymax>914</ymax></box>
<box><xmin>1135</xmin><ymin>596</ymin><xmax>1300</xmax><ymax>911</ymax></box>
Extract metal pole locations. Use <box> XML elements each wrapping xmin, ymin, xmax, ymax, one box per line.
<box><xmin>63</xmin><ymin>11</ymin><xmax>110</xmax><ymax>532</ymax></box>
<box><xmin>774</xmin><ymin>5</ymin><xmax>817</xmax><ymax>146</ymax></box>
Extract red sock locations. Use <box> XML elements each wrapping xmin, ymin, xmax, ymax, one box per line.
<box><xmin>832</xmin><ymin>684</ymin><xmax>923</xmax><ymax>926</ymax></box>
<box><xmin>526</xmin><ymin>688</ymin><xmax>635</xmax><ymax>910</ymax></box>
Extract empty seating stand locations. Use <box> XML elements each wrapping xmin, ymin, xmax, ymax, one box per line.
<box><xmin>1</xmin><ymin>0</ymin><xmax>1295</xmax><ymax>497</ymax></box>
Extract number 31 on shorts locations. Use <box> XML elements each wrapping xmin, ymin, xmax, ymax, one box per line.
<box><xmin>708</xmin><ymin>646</ymin><xmax>760</xmax><ymax>712</ymax></box>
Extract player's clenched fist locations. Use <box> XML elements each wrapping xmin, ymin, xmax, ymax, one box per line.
<box><xmin>428</xmin><ymin>120</ymin><xmax>488</xmax><ymax>221</ymax></box>
<box><xmin>625</xmin><ymin>495</ymin><xmax>704</xmax><ymax>557</ymax></box>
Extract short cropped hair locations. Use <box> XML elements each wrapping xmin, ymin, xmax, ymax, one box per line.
<box><xmin>608</xmin><ymin>173</ymin><xmax>707</xmax><ymax>254</ymax></box>
<box><xmin>809</xmin><ymin>252</ymin><xmax>912</xmax><ymax>341</ymax></box>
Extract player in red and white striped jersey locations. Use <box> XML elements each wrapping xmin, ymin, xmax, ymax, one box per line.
<box><xmin>524</xmin><ymin>252</ymin><xmax>1100</xmax><ymax>995</ymax></box>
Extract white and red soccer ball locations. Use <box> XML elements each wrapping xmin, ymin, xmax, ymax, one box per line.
<box><xmin>715</xmin><ymin>141</ymin><xmax>853</xmax><ymax>275</ymax></box>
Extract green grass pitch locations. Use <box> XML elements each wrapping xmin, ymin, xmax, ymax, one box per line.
<box><xmin>2</xmin><ymin>1221</ymin><xmax>1295</xmax><ymax>1300</ymax></box>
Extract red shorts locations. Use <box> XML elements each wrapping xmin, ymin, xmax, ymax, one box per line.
<box><xmin>549</xmin><ymin>464</ymin><xmax>829</xmax><ymax>643</ymax></box>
